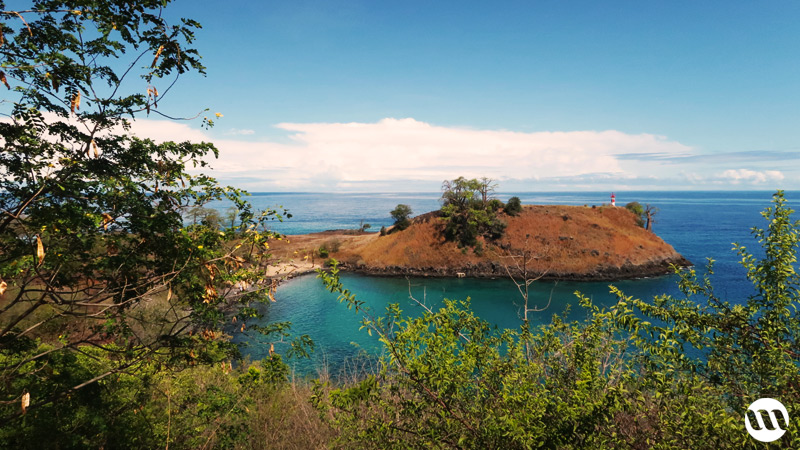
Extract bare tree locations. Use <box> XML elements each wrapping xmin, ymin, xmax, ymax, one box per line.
<box><xmin>441</xmin><ymin>177</ymin><xmax>472</xmax><ymax>210</ymax></box>
<box><xmin>226</xmin><ymin>207</ymin><xmax>240</xmax><ymax>230</ymax></box>
<box><xmin>496</xmin><ymin>236</ymin><xmax>557</xmax><ymax>360</ymax></box>
<box><xmin>478</xmin><ymin>177</ymin><xmax>499</xmax><ymax>206</ymax></box>
<box><xmin>644</xmin><ymin>204</ymin><xmax>658</xmax><ymax>231</ymax></box>
<box><xmin>501</xmin><ymin>245</ymin><xmax>554</xmax><ymax>324</ymax></box>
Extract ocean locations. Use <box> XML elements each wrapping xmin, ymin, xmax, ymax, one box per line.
<box><xmin>223</xmin><ymin>191</ymin><xmax>796</xmax><ymax>377</ymax></box>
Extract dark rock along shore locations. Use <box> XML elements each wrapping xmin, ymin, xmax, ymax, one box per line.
<box><xmin>338</xmin><ymin>255</ymin><xmax>691</xmax><ymax>282</ymax></box>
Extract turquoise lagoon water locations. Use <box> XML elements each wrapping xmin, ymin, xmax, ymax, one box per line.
<box><xmin>225</xmin><ymin>191</ymin><xmax>797</xmax><ymax>377</ymax></box>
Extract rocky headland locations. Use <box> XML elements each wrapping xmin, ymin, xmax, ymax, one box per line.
<box><xmin>268</xmin><ymin>205</ymin><xmax>690</xmax><ymax>282</ymax></box>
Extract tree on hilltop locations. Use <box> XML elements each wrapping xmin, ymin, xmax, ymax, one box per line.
<box><xmin>644</xmin><ymin>204</ymin><xmax>658</xmax><ymax>231</ymax></box>
<box><xmin>390</xmin><ymin>204</ymin><xmax>413</xmax><ymax>231</ymax></box>
<box><xmin>441</xmin><ymin>176</ymin><xmax>480</xmax><ymax>211</ymax></box>
<box><xmin>440</xmin><ymin>176</ymin><xmax>506</xmax><ymax>247</ymax></box>
<box><xmin>478</xmin><ymin>177</ymin><xmax>498</xmax><ymax>205</ymax></box>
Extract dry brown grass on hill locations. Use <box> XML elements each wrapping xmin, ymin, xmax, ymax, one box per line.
<box><xmin>497</xmin><ymin>205</ymin><xmax>678</xmax><ymax>274</ymax></box>
<box><xmin>336</xmin><ymin>205</ymin><xmax>686</xmax><ymax>279</ymax></box>
<box><xmin>239</xmin><ymin>382</ymin><xmax>336</xmax><ymax>450</ymax></box>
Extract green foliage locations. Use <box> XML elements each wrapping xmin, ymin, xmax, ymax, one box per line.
<box><xmin>624</xmin><ymin>201</ymin><xmax>644</xmax><ymax>216</ymax></box>
<box><xmin>488</xmin><ymin>198</ymin><xmax>505</xmax><ymax>212</ymax></box>
<box><xmin>0</xmin><ymin>349</ymin><xmax>295</xmax><ymax>449</ymax></box>
<box><xmin>625</xmin><ymin>201</ymin><xmax>645</xmax><ymax>227</ymax></box>
<box><xmin>504</xmin><ymin>196</ymin><xmax>522</xmax><ymax>216</ymax></box>
<box><xmin>316</xmin><ymin>191</ymin><xmax>800</xmax><ymax>449</ymax></box>
<box><xmin>316</xmin><ymin>271</ymin><xmax>636</xmax><ymax>448</ymax></box>
<box><xmin>634</xmin><ymin>191</ymin><xmax>800</xmax><ymax>403</ymax></box>
<box><xmin>0</xmin><ymin>0</ymin><xmax>311</xmax><ymax>434</ymax></box>
<box><xmin>390</xmin><ymin>204</ymin><xmax>413</xmax><ymax>231</ymax></box>
<box><xmin>625</xmin><ymin>201</ymin><xmax>658</xmax><ymax>230</ymax></box>
<box><xmin>440</xmin><ymin>177</ymin><xmax>506</xmax><ymax>247</ymax></box>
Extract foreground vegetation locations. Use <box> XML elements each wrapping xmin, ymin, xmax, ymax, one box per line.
<box><xmin>0</xmin><ymin>2</ymin><xmax>310</xmax><ymax>447</ymax></box>
<box><xmin>3</xmin><ymin>191</ymin><xmax>797</xmax><ymax>448</ymax></box>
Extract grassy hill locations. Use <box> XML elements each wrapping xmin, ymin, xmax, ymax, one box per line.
<box><xmin>326</xmin><ymin>204</ymin><xmax>689</xmax><ymax>281</ymax></box>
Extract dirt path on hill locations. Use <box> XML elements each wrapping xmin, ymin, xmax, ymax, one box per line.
<box><xmin>265</xmin><ymin>230</ymin><xmax>380</xmax><ymax>280</ymax></box>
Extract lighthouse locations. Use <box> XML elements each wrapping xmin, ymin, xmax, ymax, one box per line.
<box><xmin>611</xmin><ymin>192</ymin><xmax>616</xmax><ymax>207</ymax></box>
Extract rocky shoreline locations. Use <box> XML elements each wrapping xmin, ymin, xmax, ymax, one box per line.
<box><xmin>336</xmin><ymin>254</ymin><xmax>691</xmax><ymax>282</ymax></box>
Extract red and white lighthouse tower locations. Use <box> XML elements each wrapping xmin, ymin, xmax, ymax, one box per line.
<box><xmin>611</xmin><ymin>192</ymin><xmax>616</xmax><ymax>207</ymax></box>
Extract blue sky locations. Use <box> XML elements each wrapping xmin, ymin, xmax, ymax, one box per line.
<box><xmin>136</xmin><ymin>1</ymin><xmax>800</xmax><ymax>191</ymax></box>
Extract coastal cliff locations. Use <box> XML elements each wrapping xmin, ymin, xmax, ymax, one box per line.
<box><xmin>271</xmin><ymin>205</ymin><xmax>690</xmax><ymax>281</ymax></box>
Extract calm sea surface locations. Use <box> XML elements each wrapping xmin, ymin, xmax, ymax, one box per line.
<box><xmin>223</xmin><ymin>191</ymin><xmax>797</xmax><ymax>377</ymax></box>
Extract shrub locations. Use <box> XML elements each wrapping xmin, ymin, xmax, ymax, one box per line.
<box><xmin>488</xmin><ymin>199</ymin><xmax>505</xmax><ymax>212</ymax></box>
<box><xmin>326</xmin><ymin>239</ymin><xmax>342</xmax><ymax>252</ymax></box>
<box><xmin>318</xmin><ymin>240</ymin><xmax>341</xmax><ymax>259</ymax></box>
<box><xmin>443</xmin><ymin>211</ymin><xmax>479</xmax><ymax>247</ymax></box>
<box><xmin>625</xmin><ymin>201</ymin><xmax>645</xmax><ymax>227</ymax></box>
<box><xmin>486</xmin><ymin>218</ymin><xmax>507</xmax><ymax>240</ymax></box>
<box><xmin>504</xmin><ymin>196</ymin><xmax>522</xmax><ymax>216</ymax></box>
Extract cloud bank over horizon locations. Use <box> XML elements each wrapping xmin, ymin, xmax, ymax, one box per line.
<box><xmin>128</xmin><ymin>117</ymin><xmax>794</xmax><ymax>192</ymax></box>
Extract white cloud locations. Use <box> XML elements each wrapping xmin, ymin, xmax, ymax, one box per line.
<box><xmin>10</xmin><ymin>113</ymin><xmax>796</xmax><ymax>190</ymax></box>
<box><xmin>765</xmin><ymin>170</ymin><xmax>786</xmax><ymax>181</ymax></box>
<box><xmin>225</xmin><ymin>128</ymin><xmax>256</xmax><ymax>136</ymax></box>
<box><xmin>134</xmin><ymin>117</ymin><xmax>692</xmax><ymax>190</ymax></box>
<box><xmin>113</xmin><ymin>117</ymin><xmax>794</xmax><ymax>191</ymax></box>
<box><xmin>720</xmin><ymin>169</ymin><xmax>785</xmax><ymax>184</ymax></box>
<box><xmin>272</xmin><ymin>118</ymin><xmax>693</xmax><ymax>182</ymax></box>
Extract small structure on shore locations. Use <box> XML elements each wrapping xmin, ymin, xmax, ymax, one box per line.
<box><xmin>611</xmin><ymin>192</ymin><xmax>616</xmax><ymax>207</ymax></box>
